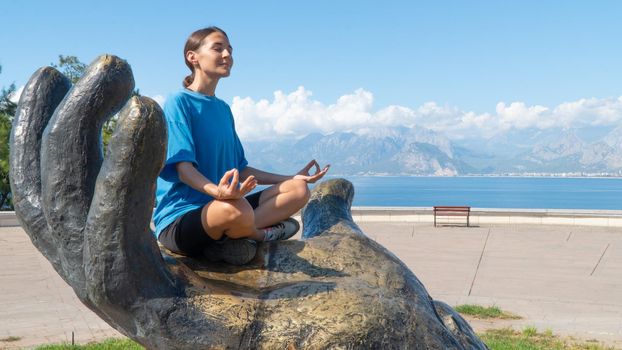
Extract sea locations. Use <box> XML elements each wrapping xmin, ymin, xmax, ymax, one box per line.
<box><xmin>320</xmin><ymin>175</ymin><xmax>622</xmax><ymax>210</ymax></box>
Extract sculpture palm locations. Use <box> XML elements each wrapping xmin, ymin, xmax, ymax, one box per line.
<box><xmin>10</xmin><ymin>55</ymin><xmax>487</xmax><ymax>349</ymax></box>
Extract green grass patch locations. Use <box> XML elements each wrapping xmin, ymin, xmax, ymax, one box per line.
<box><xmin>34</xmin><ymin>338</ymin><xmax>143</xmax><ymax>350</ymax></box>
<box><xmin>0</xmin><ymin>336</ymin><xmax>22</xmax><ymax>342</ymax></box>
<box><xmin>25</xmin><ymin>330</ymin><xmax>619</xmax><ymax>350</ymax></box>
<box><xmin>455</xmin><ymin>304</ymin><xmax>521</xmax><ymax>319</ymax></box>
<box><xmin>480</xmin><ymin>327</ymin><xmax>616</xmax><ymax>350</ymax></box>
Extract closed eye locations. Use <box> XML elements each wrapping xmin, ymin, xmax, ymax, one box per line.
<box><xmin>212</xmin><ymin>43</ymin><xmax>233</xmax><ymax>54</ymax></box>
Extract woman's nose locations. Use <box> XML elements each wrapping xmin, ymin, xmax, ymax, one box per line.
<box><xmin>222</xmin><ymin>49</ymin><xmax>232</xmax><ymax>58</ymax></box>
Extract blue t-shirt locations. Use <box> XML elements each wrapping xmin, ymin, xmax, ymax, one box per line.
<box><xmin>152</xmin><ymin>89</ymin><xmax>248</xmax><ymax>237</ymax></box>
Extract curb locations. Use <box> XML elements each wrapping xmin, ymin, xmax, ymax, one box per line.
<box><xmin>3</xmin><ymin>207</ymin><xmax>622</xmax><ymax>228</ymax></box>
<box><xmin>350</xmin><ymin>207</ymin><xmax>622</xmax><ymax>227</ymax></box>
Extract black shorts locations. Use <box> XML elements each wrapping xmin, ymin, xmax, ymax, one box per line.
<box><xmin>158</xmin><ymin>190</ymin><xmax>264</xmax><ymax>256</ymax></box>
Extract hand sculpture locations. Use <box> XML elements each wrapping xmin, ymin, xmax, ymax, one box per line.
<box><xmin>10</xmin><ymin>55</ymin><xmax>487</xmax><ymax>349</ymax></box>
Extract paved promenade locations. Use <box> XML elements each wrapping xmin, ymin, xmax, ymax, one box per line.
<box><xmin>360</xmin><ymin>221</ymin><xmax>622</xmax><ymax>348</ymax></box>
<box><xmin>1</xmin><ymin>221</ymin><xmax>621</xmax><ymax>349</ymax></box>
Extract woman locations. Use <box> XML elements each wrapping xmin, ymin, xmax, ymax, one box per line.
<box><xmin>153</xmin><ymin>27</ymin><xmax>329</xmax><ymax>265</ymax></box>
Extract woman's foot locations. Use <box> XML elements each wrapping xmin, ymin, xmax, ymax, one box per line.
<box><xmin>262</xmin><ymin>218</ymin><xmax>300</xmax><ymax>241</ymax></box>
<box><xmin>203</xmin><ymin>238</ymin><xmax>257</xmax><ymax>265</ymax></box>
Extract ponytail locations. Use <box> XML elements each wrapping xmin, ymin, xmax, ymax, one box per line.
<box><xmin>183</xmin><ymin>73</ymin><xmax>194</xmax><ymax>88</ymax></box>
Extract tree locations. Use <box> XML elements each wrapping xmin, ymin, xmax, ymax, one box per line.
<box><xmin>0</xmin><ymin>113</ymin><xmax>11</xmax><ymax>209</ymax></box>
<box><xmin>0</xmin><ymin>65</ymin><xmax>16</xmax><ymax>209</ymax></box>
<box><xmin>0</xmin><ymin>66</ymin><xmax>17</xmax><ymax>117</ymax></box>
<box><xmin>51</xmin><ymin>55</ymin><xmax>87</xmax><ymax>84</ymax></box>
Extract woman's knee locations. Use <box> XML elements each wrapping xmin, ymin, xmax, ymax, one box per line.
<box><xmin>287</xmin><ymin>179</ymin><xmax>310</xmax><ymax>204</ymax></box>
<box><xmin>205</xmin><ymin>198</ymin><xmax>255</xmax><ymax>228</ymax></box>
<box><xmin>221</xmin><ymin>198</ymin><xmax>255</xmax><ymax>224</ymax></box>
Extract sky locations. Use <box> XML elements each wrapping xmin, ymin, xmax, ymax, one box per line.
<box><xmin>1</xmin><ymin>1</ymin><xmax>622</xmax><ymax>142</ymax></box>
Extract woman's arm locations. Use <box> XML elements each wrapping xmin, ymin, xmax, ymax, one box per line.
<box><xmin>176</xmin><ymin>162</ymin><xmax>256</xmax><ymax>199</ymax></box>
<box><xmin>240</xmin><ymin>160</ymin><xmax>330</xmax><ymax>185</ymax></box>
<box><xmin>239</xmin><ymin>166</ymin><xmax>291</xmax><ymax>185</ymax></box>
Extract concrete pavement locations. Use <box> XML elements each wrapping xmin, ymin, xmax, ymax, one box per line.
<box><xmin>1</xmin><ymin>221</ymin><xmax>621</xmax><ymax>348</ymax></box>
<box><xmin>0</xmin><ymin>226</ymin><xmax>122</xmax><ymax>349</ymax></box>
<box><xmin>360</xmin><ymin>221</ymin><xmax>622</xmax><ymax>348</ymax></box>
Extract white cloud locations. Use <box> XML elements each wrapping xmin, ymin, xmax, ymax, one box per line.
<box><xmin>12</xmin><ymin>82</ymin><xmax>615</xmax><ymax>142</ymax></box>
<box><xmin>553</xmin><ymin>96</ymin><xmax>622</xmax><ymax>127</ymax></box>
<box><xmin>230</xmin><ymin>86</ymin><xmax>622</xmax><ymax>141</ymax></box>
<box><xmin>495</xmin><ymin>102</ymin><xmax>552</xmax><ymax>130</ymax></box>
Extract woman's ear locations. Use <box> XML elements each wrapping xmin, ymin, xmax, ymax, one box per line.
<box><xmin>186</xmin><ymin>51</ymin><xmax>198</xmax><ymax>66</ymax></box>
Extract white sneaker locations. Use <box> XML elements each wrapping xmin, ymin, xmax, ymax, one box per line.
<box><xmin>262</xmin><ymin>218</ymin><xmax>300</xmax><ymax>241</ymax></box>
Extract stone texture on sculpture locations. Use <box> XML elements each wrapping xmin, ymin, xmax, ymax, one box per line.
<box><xmin>10</xmin><ymin>54</ymin><xmax>488</xmax><ymax>349</ymax></box>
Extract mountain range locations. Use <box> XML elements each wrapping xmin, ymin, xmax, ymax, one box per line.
<box><xmin>243</xmin><ymin>125</ymin><xmax>622</xmax><ymax>176</ymax></box>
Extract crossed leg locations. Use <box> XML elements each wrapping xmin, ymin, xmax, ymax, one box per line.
<box><xmin>199</xmin><ymin>179</ymin><xmax>310</xmax><ymax>242</ymax></box>
<box><xmin>253</xmin><ymin>179</ymin><xmax>310</xmax><ymax>229</ymax></box>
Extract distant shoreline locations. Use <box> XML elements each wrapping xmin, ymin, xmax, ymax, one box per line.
<box><xmin>328</xmin><ymin>174</ymin><xmax>622</xmax><ymax>179</ymax></box>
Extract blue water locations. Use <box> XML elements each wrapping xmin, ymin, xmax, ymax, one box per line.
<box><xmin>322</xmin><ymin>176</ymin><xmax>622</xmax><ymax>210</ymax></box>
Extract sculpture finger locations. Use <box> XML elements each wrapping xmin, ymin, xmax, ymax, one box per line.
<box><xmin>301</xmin><ymin>178</ymin><xmax>362</xmax><ymax>239</ymax></box>
<box><xmin>9</xmin><ymin>67</ymin><xmax>71</xmax><ymax>270</ymax></box>
<box><xmin>433</xmin><ymin>300</ymin><xmax>489</xmax><ymax>349</ymax></box>
<box><xmin>84</xmin><ymin>96</ymin><xmax>179</xmax><ymax>312</ymax></box>
<box><xmin>40</xmin><ymin>55</ymin><xmax>134</xmax><ymax>291</ymax></box>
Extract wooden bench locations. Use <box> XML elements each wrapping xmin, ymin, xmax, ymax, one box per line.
<box><xmin>433</xmin><ymin>206</ymin><xmax>471</xmax><ymax>227</ymax></box>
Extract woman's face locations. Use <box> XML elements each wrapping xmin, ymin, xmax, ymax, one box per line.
<box><xmin>188</xmin><ymin>31</ymin><xmax>234</xmax><ymax>78</ymax></box>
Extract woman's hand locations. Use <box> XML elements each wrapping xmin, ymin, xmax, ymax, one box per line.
<box><xmin>216</xmin><ymin>169</ymin><xmax>257</xmax><ymax>200</ymax></box>
<box><xmin>293</xmin><ymin>160</ymin><xmax>330</xmax><ymax>184</ymax></box>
